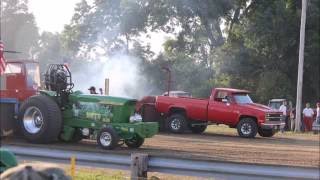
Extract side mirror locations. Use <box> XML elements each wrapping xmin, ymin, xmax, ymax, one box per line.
<box><xmin>222</xmin><ymin>98</ymin><xmax>231</xmax><ymax>106</ymax></box>
<box><xmin>222</xmin><ymin>99</ymin><xmax>228</xmax><ymax>103</ymax></box>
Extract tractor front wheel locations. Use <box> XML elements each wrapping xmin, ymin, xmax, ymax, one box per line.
<box><xmin>97</xmin><ymin>127</ymin><xmax>119</xmax><ymax>150</ymax></box>
<box><xmin>18</xmin><ymin>95</ymin><xmax>62</xmax><ymax>143</ymax></box>
<box><xmin>124</xmin><ymin>136</ymin><xmax>144</xmax><ymax>148</ymax></box>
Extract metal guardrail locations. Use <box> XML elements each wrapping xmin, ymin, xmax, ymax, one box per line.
<box><xmin>2</xmin><ymin>145</ymin><xmax>319</xmax><ymax>179</ymax></box>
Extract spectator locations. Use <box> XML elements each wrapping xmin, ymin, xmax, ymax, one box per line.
<box><xmin>316</xmin><ymin>102</ymin><xmax>320</xmax><ymax>124</ymax></box>
<box><xmin>99</xmin><ymin>88</ymin><xmax>103</xmax><ymax>95</ymax></box>
<box><xmin>88</xmin><ymin>86</ymin><xmax>98</xmax><ymax>94</ymax></box>
<box><xmin>302</xmin><ymin>103</ymin><xmax>314</xmax><ymax>131</ymax></box>
<box><xmin>279</xmin><ymin>100</ymin><xmax>288</xmax><ymax>132</ymax></box>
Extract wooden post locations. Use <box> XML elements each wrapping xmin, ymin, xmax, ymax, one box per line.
<box><xmin>70</xmin><ymin>156</ymin><xmax>76</xmax><ymax>179</ymax></box>
<box><xmin>105</xmin><ymin>78</ymin><xmax>109</xmax><ymax>95</ymax></box>
<box><xmin>130</xmin><ymin>153</ymin><xmax>148</xmax><ymax>180</ymax></box>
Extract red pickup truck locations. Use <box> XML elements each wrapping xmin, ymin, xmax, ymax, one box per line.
<box><xmin>137</xmin><ymin>88</ymin><xmax>285</xmax><ymax>138</ymax></box>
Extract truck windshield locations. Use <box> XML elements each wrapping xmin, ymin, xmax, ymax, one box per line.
<box><xmin>25</xmin><ymin>63</ymin><xmax>40</xmax><ymax>89</ymax></box>
<box><xmin>234</xmin><ymin>94</ymin><xmax>253</xmax><ymax>104</ymax></box>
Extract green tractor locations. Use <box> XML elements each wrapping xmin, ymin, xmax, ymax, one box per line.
<box><xmin>18</xmin><ymin>64</ymin><xmax>158</xmax><ymax>149</ymax></box>
<box><xmin>0</xmin><ymin>149</ymin><xmax>18</xmax><ymax>173</ymax></box>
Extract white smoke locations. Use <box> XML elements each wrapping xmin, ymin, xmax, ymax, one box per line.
<box><xmin>71</xmin><ymin>54</ymin><xmax>155</xmax><ymax>99</ymax></box>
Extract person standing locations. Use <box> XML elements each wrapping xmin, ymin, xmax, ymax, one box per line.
<box><xmin>99</xmin><ymin>88</ymin><xmax>103</xmax><ymax>95</ymax></box>
<box><xmin>302</xmin><ymin>103</ymin><xmax>314</xmax><ymax>131</ymax></box>
<box><xmin>316</xmin><ymin>102</ymin><xmax>320</xmax><ymax>124</ymax></box>
<box><xmin>279</xmin><ymin>101</ymin><xmax>288</xmax><ymax>132</ymax></box>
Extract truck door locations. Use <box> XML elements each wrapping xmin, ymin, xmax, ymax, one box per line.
<box><xmin>207</xmin><ymin>90</ymin><xmax>238</xmax><ymax>125</ymax></box>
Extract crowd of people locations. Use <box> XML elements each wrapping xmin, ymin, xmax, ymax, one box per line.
<box><xmin>279</xmin><ymin>100</ymin><xmax>320</xmax><ymax>132</ymax></box>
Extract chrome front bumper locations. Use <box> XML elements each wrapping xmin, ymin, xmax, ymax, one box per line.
<box><xmin>261</xmin><ymin>122</ymin><xmax>285</xmax><ymax>130</ymax></box>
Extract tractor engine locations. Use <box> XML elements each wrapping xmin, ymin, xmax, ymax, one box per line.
<box><xmin>44</xmin><ymin>64</ymin><xmax>74</xmax><ymax>107</ymax></box>
<box><xmin>44</xmin><ymin>64</ymin><xmax>73</xmax><ymax>94</ymax></box>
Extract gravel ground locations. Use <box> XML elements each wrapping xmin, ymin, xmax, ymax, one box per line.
<box><xmin>2</xmin><ymin>126</ymin><xmax>319</xmax><ymax>168</ymax></box>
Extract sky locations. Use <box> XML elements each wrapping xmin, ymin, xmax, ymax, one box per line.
<box><xmin>28</xmin><ymin>0</ymin><xmax>82</xmax><ymax>33</ymax></box>
<box><xmin>28</xmin><ymin>0</ymin><xmax>177</xmax><ymax>54</ymax></box>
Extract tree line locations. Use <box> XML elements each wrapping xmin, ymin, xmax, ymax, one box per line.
<box><xmin>1</xmin><ymin>0</ymin><xmax>319</xmax><ymax>104</ymax></box>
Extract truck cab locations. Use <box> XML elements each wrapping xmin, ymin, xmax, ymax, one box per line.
<box><xmin>209</xmin><ymin>88</ymin><xmax>284</xmax><ymax>134</ymax></box>
<box><xmin>0</xmin><ymin>60</ymin><xmax>40</xmax><ymax>101</ymax></box>
<box><xmin>0</xmin><ymin>60</ymin><xmax>40</xmax><ymax>136</ymax></box>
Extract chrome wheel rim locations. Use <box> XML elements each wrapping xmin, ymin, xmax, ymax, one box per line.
<box><xmin>23</xmin><ymin>106</ymin><xmax>44</xmax><ymax>134</ymax></box>
<box><xmin>241</xmin><ymin>123</ymin><xmax>252</xmax><ymax>135</ymax></box>
<box><xmin>100</xmin><ymin>132</ymin><xmax>112</xmax><ymax>147</ymax></box>
<box><xmin>171</xmin><ymin>118</ymin><xmax>181</xmax><ymax>130</ymax></box>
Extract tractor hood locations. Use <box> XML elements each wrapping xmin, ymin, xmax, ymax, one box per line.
<box><xmin>73</xmin><ymin>94</ymin><xmax>137</xmax><ymax>106</ymax></box>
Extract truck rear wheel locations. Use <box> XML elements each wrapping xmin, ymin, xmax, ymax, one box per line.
<box><xmin>97</xmin><ymin>127</ymin><xmax>119</xmax><ymax>150</ymax></box>
<box><xmin>189</xmin><ymin>125</ymin><xmax>207</xmax><ymax>134</ymax></box>
<box><xmin>237</xmin><ymin>118</ymin><xmax>257</xmax><ymax>138</ymax></box>
<box><xmin>258</xmin><ymin>128</ymin><xmax>276</xmax><ymax>137</ymax></box>
<box><xmin>167</xmin><ymin>114</ymin><xmax>187</xmax><ymax>133</ymax></box>
<box><xmin>124</xmin><ymin>136</ymin><xmax>144</xmax><ymax>148</ymax></box>
<box><xmin>18</xmin><ymin>95</ymin><xmax>62</xmax><ymax>143</ymax></box>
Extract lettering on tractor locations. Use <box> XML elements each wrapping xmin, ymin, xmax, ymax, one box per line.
<box><xmin>137</xmin><ymin>88</ymin><xmax>285</xmax><ymax>138</ymax></box>
<box><xmin>0</xmin><ymin>60</ymin><xmax>158</xmax><ymax>149</ymax></box>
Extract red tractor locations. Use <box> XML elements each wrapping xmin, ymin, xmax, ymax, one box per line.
<box><xmin>0</xmin><ymin>42</ymin><xmax>41</xmax><ymax>136</ymax></box>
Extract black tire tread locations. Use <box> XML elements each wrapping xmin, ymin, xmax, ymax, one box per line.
<box><xmin>18</xmin><ymin>95</ymin><xmax>62</xmax><ymax>143</ymax></box>
<box><xmin>167</xmin><ymin>114</ymin><xmax>187</xmax><ymax>133</ymax></box>
<box><xmin>97</xmin><ymin>127</ymin><xmax>119</xmax><ymax>150</ymax></box>
<box><xmin>258</xmin><ymin>128</ymin><xmax>276</xmax><ymax>137</ymax></box>
<box><xmin>237</xmin><ymin>118</ymin><xmax>258</xmax><ymax>138</ymax></box>
<box><xmin>124</xmin><ymin>136</ymin><xmax>144</xmax><ymax>148</ymax></box>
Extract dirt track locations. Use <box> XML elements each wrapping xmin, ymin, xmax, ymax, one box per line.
<box><xmin>2</xmin><ymin>127</ymin><xmax>319</xmax><ymax>168</ymax></box>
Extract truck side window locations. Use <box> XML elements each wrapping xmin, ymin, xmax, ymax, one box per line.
<box><xmin>214</xmin><ymin>91</ymin><xmax>228</xmax><ymax>102</ymax></box>
<box><xmin>4</xmin><ymin>63</ymin><xmax>22</xmax><ymax>74</ymax></box>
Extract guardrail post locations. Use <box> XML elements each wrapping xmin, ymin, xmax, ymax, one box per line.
<box><xmin>130</xmin><ymin>153</ymin><xmax>148</xmax><ymax>180</ymax></box>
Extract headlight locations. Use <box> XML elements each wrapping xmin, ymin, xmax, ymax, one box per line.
<box><xmin>129</xmin><ymin>113</ymin><xmax>142</xmax><ymax>123</ymax></box>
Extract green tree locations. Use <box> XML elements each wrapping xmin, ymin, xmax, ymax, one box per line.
<box><xmin>0</xmin><ymin>0</ymin><xmax>39</xmax><ymax>59</ymax></box>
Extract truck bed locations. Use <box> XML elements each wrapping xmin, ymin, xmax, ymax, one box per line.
<box><xmin>155</xmin><ymin>96</ymin><xmax>208</xmax><ymax>121</ymax></box>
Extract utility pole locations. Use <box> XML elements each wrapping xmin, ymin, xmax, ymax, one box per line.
<box><xmin>295</xmin><ymin>0</ymin><xmax>308</xmax><ymax>132</ymax></box>
<box><xmin>162</xmin><ymin>66</ymin><xmax>171</xmax><ymax>96</ymax></box>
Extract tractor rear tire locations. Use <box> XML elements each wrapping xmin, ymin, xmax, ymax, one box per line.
<box><xmin>18</xmin><ymin>95</ymin><xmax>62</xmax><ymax>143</ymax></box>
<box><xmin>258</xmin><ymin>128</ymin><xmax>276</xmax><ymax>137</ymax></box>
<box><xmin>97</xmin><ymin>127</ymin><xmax>119</xmax><ymax>150</ymax></box>
<box><xmin>189</xmin><ymin>124</ymin><xmax>207</xmax><ymax>134</ymax></box>
<box><xmin>124</xmin><ymin>136</ymin><xmax>144</xmax><ymax>148</ymax></box>
<box><xmin>237</xmin><ymin>118</ymin><xmax>258</xmax><ymax>138</ymax></box>
<box><xmin>167</xmin><ymin>114</ymin><xmax>187</xmax><ymax>133</ymax></box>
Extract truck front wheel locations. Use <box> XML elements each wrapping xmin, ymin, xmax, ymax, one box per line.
<box><xmin>237</xmin><ymin>118</ymin><xmax>258</xmax><ymax>138</ymax></box>
<box><xmin>167</xmin><ymin>114</ymin><xmax>187</xmax><ymax>133</ymax></box>
<box><xmin>258</xmin><ymin>128</ymin><xmax>276</xmax><ymax>137</ymax></box>
<box><xmin>97</xmin><ymin>127</ymin><xmax>119</xmax><ymax>150</ymax></box>
<box><xmin>124</xmin><ymin>136</ymin><xmax>144</xmax><ymax>148</ymax></box>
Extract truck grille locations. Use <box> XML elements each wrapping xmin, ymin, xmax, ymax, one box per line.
<box><xmin>266</xmin><ymin>113</ymin><xmax>282</xmax><ymax>121</ymax></box>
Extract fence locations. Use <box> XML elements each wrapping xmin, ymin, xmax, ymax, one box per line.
<box><xmin>2</xmin><ymin>145</ymin><xmax>319</xmax><ymax>180</ymax></box>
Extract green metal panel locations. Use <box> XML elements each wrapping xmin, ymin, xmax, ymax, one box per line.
<box><xmin>0</xmin><ymin>148</ymin><xmax>18</xmax><ymax>173</ymax></box>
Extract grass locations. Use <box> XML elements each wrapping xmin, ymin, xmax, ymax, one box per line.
<box><xmin>65</xmin><ymin>167</ymin><xmax>127</xmax><ymax>180</ymax></box>
<box><xmin>63</xmin><ymin>166</ymin><xmax>200</xmax><ymax>180</ymax></box>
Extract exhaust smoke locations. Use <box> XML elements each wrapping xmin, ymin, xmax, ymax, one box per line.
<box><xmin>71</xmin><ymin>54</ymin><xmax>154</xmax><ymax>99</ymax></box>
